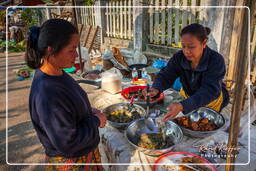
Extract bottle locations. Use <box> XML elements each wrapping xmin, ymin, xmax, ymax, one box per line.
<box><xmin>132</xmin><ymin>68</ymin><xmax>138</xmax><ymax>82</ymax></box>
<box><xmin>141</xmin><ymin>68</ymin><xmax>151</xmax><ymax>83</ymax></box>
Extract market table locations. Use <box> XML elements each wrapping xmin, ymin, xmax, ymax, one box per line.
<box><xmin>77</xmin><ymin>82</ymin><xmax>252</xmax><ymax>171</ymax></box>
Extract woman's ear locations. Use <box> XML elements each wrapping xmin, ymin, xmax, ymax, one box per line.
<box><xmin>47</xmin><ymin>46</ymin><xmax>53</xmax><ymax>55</ymax></box>
<box><xmin>202</xmin><ymin>39</ymin><xmax>208</xmax><ymax>48</ymax></box>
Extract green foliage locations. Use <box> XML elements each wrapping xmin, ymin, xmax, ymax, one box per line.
<box><xmin>0</xmin><ymin>10</ymin><xmax>6</xmax><ymax>26</ymax></box>
<box><xmin>84</xmin><ymin>0</ymin><xmax>95</xmax><ymax>6</ymax></box>
<box><xmin>42</xmin><ymin>0</ymin><xmax>54</xmax><ymax>4</ymax></box>
<box><xmin>21</xmin><ymin>9</ymin><xmax>39</xmax><ymax>29</ymax></box>
<box><xmin>0</xmin><ymin>39</ymin><xmax>26</xmax><ymax>52</ymax></box>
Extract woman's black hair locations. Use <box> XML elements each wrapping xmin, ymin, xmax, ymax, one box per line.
<box><xmin>180</xmin><ymin>23</ymin><xmax>211</xmax><ymax>43</ymax></box>
<box><xmin>25</xmin><ymin>19</ymin><xmax>78</xmax><ymax>69</ymax></box>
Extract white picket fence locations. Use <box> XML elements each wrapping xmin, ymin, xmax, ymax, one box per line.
<box><xmin>105</xmin><ymin>0</ymin><xmax>134</xmax><ymax>40</ymax></box>
<box><xmin>77</xmin><ymin>7</ymin><xmax>96</xmax><ymax>28</ymax></box>
<box><xmin>76</xmin><ymin>0</ymin><xmax>203</xmax><ymax>45</ymax></box>
<box><xmin>148</xmin><ymin>0</ymin><xmax>202</xmax><ymax>45</ymax></box>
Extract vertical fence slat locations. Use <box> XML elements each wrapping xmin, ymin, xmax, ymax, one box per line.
<box><xmin>92</xmin><ymin>7</ymin><xmax>95</xmax><ymax>27</ymax></box>
<box><xmin>167</xmin><ymin>0</ymin><xmax>173</xmax><ymax>45</ymax></box>
<box><xmin>106</xmin><ymin>3</ymin><xmax>110</xmax><ymax>37</ymax></box>
<box><xmin>131</xmin><ymin>0</ymin><xmax>133</xmax><ymax>38</ymax></box>
<box><xmin>149</xmin><ymin>0</ymin><xmax>154</xmax><ymax>43</ymax></box>
<box><xmin>86</xmin><ymin>8</ymin><xmax>89</xmax><ymax>25</ymax></box>
<box><xmin>182</xmin><ymin>0</ymin><xmax>188</xmax><ymax>28</ymax></box>
<box><xmin>117</xmin><ymin>1</ymin><xmax>120</xmax><ymax>37</ymax></box>
<box><xmin>161</xmin><ymin>0</ymin><xmax>166</xmax><ymax>45</ymax></box>
<box><xmin>128</xmin><ymin>0</ymin><xmax>132</xmax><ymax>39</ymax></box>
<box><xmin>109</xmin><ymin>3</ymin><xmax>113</xmax><ymax>37</ymax></box>
<box><xmin>89</xmin><ymin>7</ymin><xmax>92</xmax><ymax>26</ymax></box>
<box><xmin>154</xmin><ymin>0</ymin><xmax>160</xmax><ymax>44</ymax></box>
<box><xmin>120</xmin><ymin>0</ymin><xmax>123</xmax><ymax>38</ymax></box>
<box><xmin>190</xmin><ymin>0</ymin><xmax>196</xmax><ymax>23</ymax></box>
<box><xmin>113</xmin><ymin>1</ymin><xmax>116</xmax><ymax>37</ymax></box>
<box><xmin>174</xmin><ymin>1</ymin><xmax>180</xmax><ymax>43</ymax></box>
<box><xmin>83</xmin><ymin>8</ymin><xmax>86</xmax><ymax>25</ymax></box>
<box><xmin>124</xmin><ymin>0</ymin><xmax>127</xmax><ymax>39</ymax></box>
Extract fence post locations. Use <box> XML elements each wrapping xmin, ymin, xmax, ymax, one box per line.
<box><xmin>94</xmin><ymin>0</ymin><xmax>107</xmax><ymax>46</ymax></box>
<box><xmin>133</xmin><ymin>0</ymin><xmax>149</xmax><ymax>52</ymax></box>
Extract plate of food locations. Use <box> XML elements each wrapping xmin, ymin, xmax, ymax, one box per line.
<box><xmin>173</xmin><ymin>107</ymin><xmax>226</xmax><ymax>138</ymax></box>
<box><xmin>121</xmin><ymin>86</ymin><xmax>164</xmax><ymax>105</ymax></box>
<box><xmin>153</xmin><ymin>152</ymin><xmax>218</xmax><ymax>171</ymax></box>
<box><xmin>103</xmin><ymin>103</ymin><xmax>146</xmax><ymax>129</ymax></box>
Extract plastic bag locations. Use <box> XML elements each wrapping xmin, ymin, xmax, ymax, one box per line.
<box><xmin>101</xmin><ymin>68</ymin><xmax>123</xmax><ymax>94</ymax></box>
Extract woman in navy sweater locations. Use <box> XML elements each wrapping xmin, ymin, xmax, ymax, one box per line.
<box><xmin>26</xmin><ymin>19</ymin><xmax>106</xmax><ymax>170</ymax></box>
<box><xmin>144</xmin><ymin>23</ymin><xmax>229</xmax><ymax>121</ymax></box>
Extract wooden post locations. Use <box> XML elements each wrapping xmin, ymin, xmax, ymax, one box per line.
<box><xmin>133</xmin><ymin>0</ymin><xmax>149</xmax><ymax>52</ymax></box>
<box><xmin>226</xmin><ymin>0</ymin><xmax>246</xmax><ymax>88</ymax></box>
<box><xmin>225</xmin><ymin>6</ymin><xmax>249</xmax><ymax>171</ymax></box>
<box><xmin>95</xmin><ymin>0</ymin><xmax>107</xmax><ymax>46</ymax></box>
<box><xmin>71</xmin><ymin>0</ymin><xmax>83</xmax><ymax>72</ymax></box>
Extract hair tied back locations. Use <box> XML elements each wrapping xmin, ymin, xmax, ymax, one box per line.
<box><xmin>29</xmin><ymin>26</ymin><xmax>40</xmax><ymax>43</ymax></box>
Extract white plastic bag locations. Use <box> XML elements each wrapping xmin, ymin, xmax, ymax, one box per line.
<box><xmin>101</xmin><ymin>68</ymin><xmax>123</xmax><ymax>94</ymax></box>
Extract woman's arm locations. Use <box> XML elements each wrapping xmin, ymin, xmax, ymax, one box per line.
<box><xmin>152</xmin><ymin>54</ymin><xmax>180</xmax><ymax>92</ymax></box>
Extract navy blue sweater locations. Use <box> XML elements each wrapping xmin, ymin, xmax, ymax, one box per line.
<box><xmin>29</xmin><ymin>69</ymin><xmax>100</xmax><ymax>158</ymax></box>
<box><xmin>152</xmin><ymin>46</ymin><xmax>229</xmax><ymax>114</ymax></box>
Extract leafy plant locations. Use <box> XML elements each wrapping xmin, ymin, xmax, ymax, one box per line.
<box><xmin>0</xmin><ymin>39</ymin><xmax>26</xmax><ymax>52</ymax></box>
<box><xmin>21</xmin><ymin>9</ymin><xmax>39</xmax><ymax>29</ymax></box>
<box><xmin>0</xmin><ymin>10</ymin><xmax>6</xmax><ymax>26</ymax></box>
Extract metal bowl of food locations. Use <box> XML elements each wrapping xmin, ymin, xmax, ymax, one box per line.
<box><xmin>103</xmin><ymin>103</ymin><xmax>146</xmax><ymax>129</ymax></box>
<box><xmin>125</xmin><ymin>118</ymin><xmax>183</xmax><ymax>156</ymax></box>
<box><xmin>174</xmin><ymin>107</ymin><xmax>226</xmax><ymax>138</ymax></box>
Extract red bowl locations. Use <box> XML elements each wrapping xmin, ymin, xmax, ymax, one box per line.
<box><xmin>121</xmin><ymin>86</ymin><xmax>164</xmax><ymax>104</ymax></box>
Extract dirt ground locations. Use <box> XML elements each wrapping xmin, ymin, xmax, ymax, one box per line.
<box><xmin>0</xmin><ymin>52</ymin><xmax>255</xmax><ymax>171</ymax></box>
<box><xmin>0</xmin><ymin>52</ymin><xmax>45</xmax><ymax>171</ymax></box>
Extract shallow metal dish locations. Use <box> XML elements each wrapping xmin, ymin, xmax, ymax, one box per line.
<box><xmin>125</xmin><ymin>118</ymin><xmax>183</xmax><ymax>156</ymax></box>
<box><xmin>77</xmin><ymin>70</ymin><xmax>103</xmax><ymax>88</ymax></box>
<box><xmin>103</xmin><ymin>103</ymin><xmax>146</xmax><ymax>129</ymax></box>
<box><xmin>176</xmin><ymin>107</ymin><xmax>226</xmax><ymax>138</ymax></box>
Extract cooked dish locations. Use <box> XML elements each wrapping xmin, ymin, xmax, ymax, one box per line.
<box><xmin>137</xmin><ymin>133</ymin><xmax>174</xmax><ymax>150</ymax></box>
<box><xmin>175</xmin><ymin>116</ymin><xmax>218</xmax><ymax>131</ymax></box>
<box><xmin>108</xmin><ymin>109</ymin><xmax>141</xmax><ymax>123</ymax></box>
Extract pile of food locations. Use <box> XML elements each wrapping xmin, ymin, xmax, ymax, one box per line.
<box><xmin>127</xmin><ymin>89</ymin><xmax>160</xmax><ymax>102</ymax></box>
<box><xmin>81</xmin><ymin>70</ymin><xmax>102</xmax><ymax>80</ymax></box>
<box><xmin>108</xmin><ymin>109</ymin><xmax>141</xmax><ymax>123</ymax></box>
<box><xmin>137</xmin><ymin>133</ymin><xmax>174</xmax><ymax>150</ymax></box>
<box><xmin>175</xmin><ymin>116</ymin><xmax>218</xmax><ymax>131</ymax></box>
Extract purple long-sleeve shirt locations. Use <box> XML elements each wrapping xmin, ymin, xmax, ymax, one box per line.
<box><xmin>29</xmin><ymin>69</ymin><xmax>100</xmax><ymax>158</ymax></box>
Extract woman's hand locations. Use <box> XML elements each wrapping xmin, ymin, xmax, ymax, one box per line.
<box><xmin>94</xmin><ymin>113</ymin><xmax>107</xmax><ymax>128</ymax></box>
<box><xmin>142</xmin><ymin>87</ymin><xmax>159</xmax><ymax>98</ymax></box>
<box><xmin>162</xmin><ymin>103</ymin><xmax>183</xmax><ymax>122</ymax></box>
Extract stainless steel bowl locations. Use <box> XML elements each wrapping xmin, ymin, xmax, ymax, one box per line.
<box><xmin>103</xmin><ymin>103</ymin><xmax>146</xmax><ymax>129</ymax></box>
<box><xmin>125</xmin><ymin>118</ymin><xmax>183</xmax><ymax>156</ymax></box>
<box><xmin>177</xmin><ymin>107</ymin><xmax>226</xmax><ymax>138</ymax></box>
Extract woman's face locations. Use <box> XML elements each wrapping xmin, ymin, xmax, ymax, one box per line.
<box><xmin>181</xmin><ymin>34</ymin><xmax>207</xmax><ymax>63</ymax></box>
<box><xmin>50</xmin><ymin>34</ymin><xmax>79</xmax><ymax>69</ymax></box>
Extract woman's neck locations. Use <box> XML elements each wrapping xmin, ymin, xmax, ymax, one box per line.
<box><xmin>40</xmin><ymin>60</ymin><xmax>63</xmax><ymax>76</ymax></box>
<box><xmin>191</xmin><ymin>52</ymin><xmax>203</xmax><ymax>69</ymax></box>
